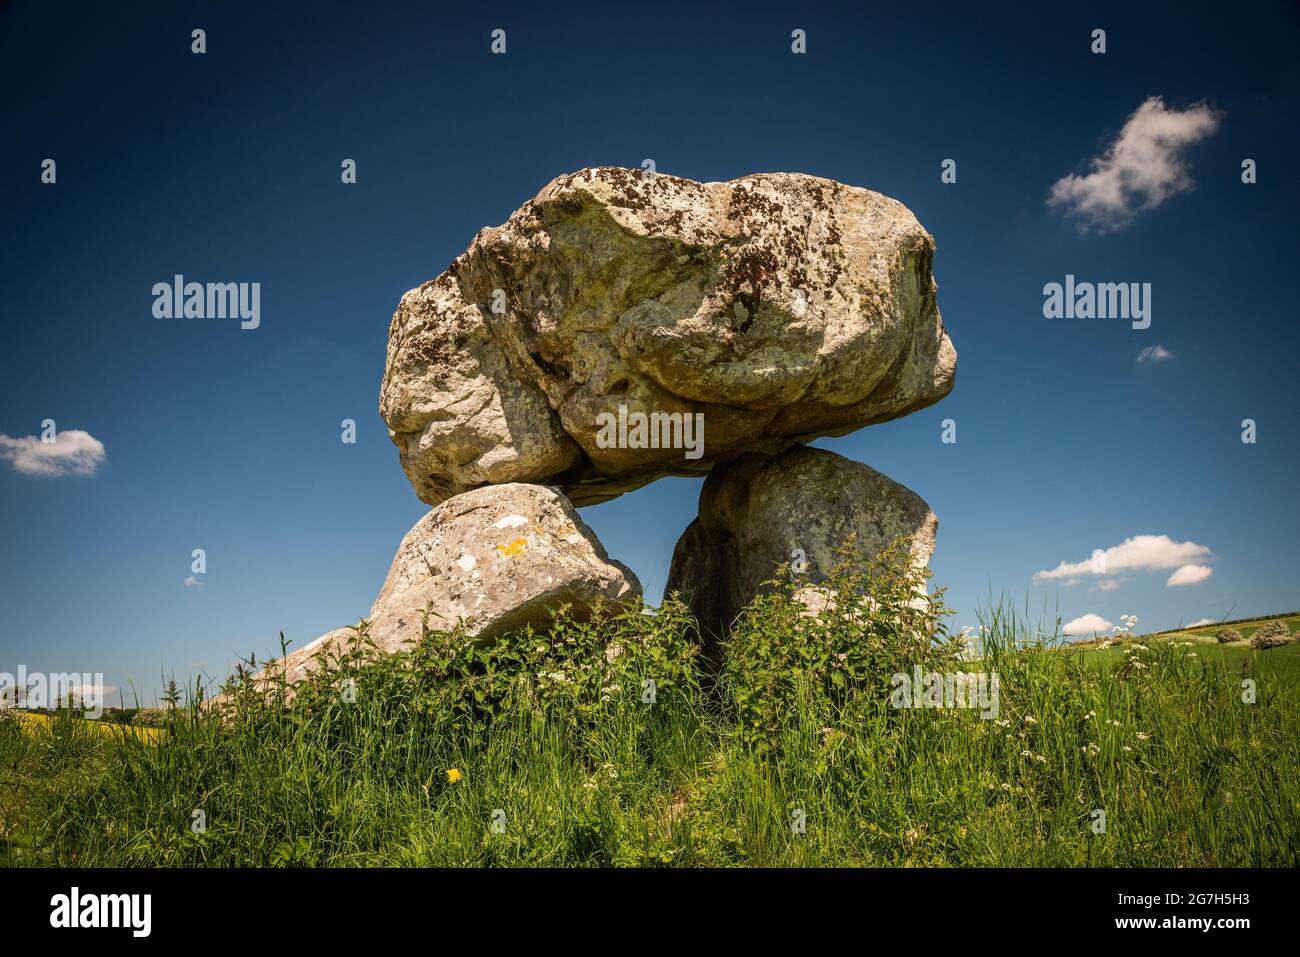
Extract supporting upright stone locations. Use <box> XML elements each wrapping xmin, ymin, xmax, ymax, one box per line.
<box><xmin>666</xmin><ymin>446</ymin><xmax>937</xmax><ymax>652</ymax></box>
<box><xmin>221</xmin><ymin>483</ymin><xmax>640</xmax><ymax>698</ymax></box>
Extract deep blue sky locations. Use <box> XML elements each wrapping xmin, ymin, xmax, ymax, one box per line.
<box><xmin>2</xmin><ymin>1</ymin><xmax>1297</xmax><ymax>703</ymax></box>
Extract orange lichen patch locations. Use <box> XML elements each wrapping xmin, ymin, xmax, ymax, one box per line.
<box><xmin>497</xmin><ymin>537</ymin><xmax>528</xmax><ymax>557</ymax></box>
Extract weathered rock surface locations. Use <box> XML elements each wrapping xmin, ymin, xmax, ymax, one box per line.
<box><xmin>1250</xmin><ymin>620</ymin><xmax>1293</xmax><ymax>649</ymax></box>
<box><xmin>381</xmin><ymin>167</ymin><xmax>956</xmax><ymax>506</ymax></box>
<box><xmin>227</xmin><ymin>483</ymin><xmax>640</xmax><ymax>695</ymax></box>
<box><xmin>369</xmin><ymin>482</ymin><xmax>639</xmax><ymax>642</ymax></box>
<box><xmin>665</xmin><ymin>445</ymin><xmax>937</xmax><ymax>648</ymax></box>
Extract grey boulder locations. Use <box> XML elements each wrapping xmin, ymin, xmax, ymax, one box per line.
<box><xmin>224</xmin><ymin>483</ymin><xmax>640</xmax><ymax>696</ymax></box>
<box><xmin>380</xmin><ymin>167</ymin><xmax>955</xmax><ymax>506</ymax></box>
<box><xmin>665</xmin><ymin>445</ymin><xmax>937</xmax><ymax>649</ymax></box>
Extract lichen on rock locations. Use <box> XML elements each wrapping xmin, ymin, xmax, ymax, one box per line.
<box><xmin>380</xmin><ymin>167</ymin><xmax>956</xmax><ymax>506</ymax></box>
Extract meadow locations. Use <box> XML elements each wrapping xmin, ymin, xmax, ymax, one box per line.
<box><xmin>2</xmin><ymin>546</ymin><xmax>1296</xmax><ymax>867</ymax></box>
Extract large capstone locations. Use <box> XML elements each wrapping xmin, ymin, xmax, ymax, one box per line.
<box><xmin>381</xmin><ymin>167</ymin><xmax>956</xmax><ymax>506</ymax></box>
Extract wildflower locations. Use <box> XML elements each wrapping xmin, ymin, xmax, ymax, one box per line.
<box><xmin>1107</xmin><ymin>719</ymin><xmax>1120</xmax><ymax>727</ymax></box>
<box><xmin>1122</xmin><ymin>746</ymin><xmax>1133</xmax><ymax>752</ymax></box>
<box><xmin>1082</xmin><ymin>743</ymin><xmax>1101</xmax><ymax>757</ymax></box>
<box><xmin>1000</xmin><ymin>783</ymin><xmax>1011</xmax><ymax>792</ymax></box>
<box><xmin>1023</xmin><ymin>716</ymin><xmax>1037</xmax><ymax>726</ymax></box>
<box><xmin>1020</xmin><ymin>750</ymin><xmax>1032</xmax><ymax>758</ymax></box>
<box><xmin>1136</xmin><ymin>732</ymin><xmax>1150</xmax><ymax>741</ymax></box>
<box><xmin>1035</xmin><ymin>754</ymin><xmax>1046</xmax><ymax>764</ymax></box>
<box><xmin>1132</xmin><ymin>643</ymin><xmax>1149</xmax><ymax>651</ymax></box>
<box><xmin>446</xmin><ymin>768</ymin><xmax>462</xmax><ymax>784</ymax></box>
<box><xmin>1084</xmin><ymin>710</ymin><xmax>1097</xmax><ymax>720</ymax></box>
<box><xmin>1187</xmin><ymin>652</ymin><xmax>1198</xmax><ymax>658</ymax></box>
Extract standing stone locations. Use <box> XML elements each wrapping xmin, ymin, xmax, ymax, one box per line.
<box><xmin>368</xmin><ymin>482</ymin><xmax>639</xmax><ymax>647</ymax></box>
<box><xmin>665</xmin><ymin>446</ymin><xmax>937</xmax><ymax>650</ymax></box>
<box><xmin>225</xmin><ymin>483</ymin><xmax>640</xmax><ymax>697</ymax></box>
<box><xmin>381</xmin><ymin>167</ymin><xmax>956</xmax><ymax>506</ymax></box>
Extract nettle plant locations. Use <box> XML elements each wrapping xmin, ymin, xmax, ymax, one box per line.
<box><xmin>720</xmin><ymin>536</ymin><xmax>962</xmax><ymax>747</ymax></box>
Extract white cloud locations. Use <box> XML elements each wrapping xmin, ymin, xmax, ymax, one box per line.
<box><xmin>1167</xmin><ymin>563</ymin><xmax>1213</xmax><ymax>587</ymax></box>
<box><xmin>0</xmin><ymin>429</ymin><xmax>106</xmax><ymax>477</ymax></box>
<box><xmin>1094</xmin><ymin>578</ymin><xmax>1123</xmax><ymax>591</ymax></box>
<box><xmin>1187</xmin><ymin>618</ymin><xmax>1217</xmax><ymax>627</ymax></box>
<box><xmin>1035</xmin><ymin>534</ymin><xmax>1212</xmax><ymax>584</ymax></box>
<box><xmin>1063</xmin><ymin>613</ymin><xmax>1114</xmax><ymax>636</ymax></box>
<box><xmin>1048</xmin><ymin>96</ymin><xmax>1222</xmax><ymax>232</ymax></box>
<box><xmin>183</xmin><ymin>575</ymin><xmax>206</xmax><ymax>589</ymax></box>
<box><xmin>1034</xmin><ymin>535</ymin><xmax>1206</xmax><ymax>587</ymax></box>
<box><xmin>1137</xmin><ymin>345</ymin><xmax>1172</xmax><ymax>364</ymax></box>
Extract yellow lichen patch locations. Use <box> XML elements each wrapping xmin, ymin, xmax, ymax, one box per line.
<box><xmin>497</xmin><ymin>537</ymin><xmax>528</xmax><ymax>557</ymax></box>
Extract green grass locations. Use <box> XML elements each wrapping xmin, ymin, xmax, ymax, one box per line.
<box><xmin>1078</xmin><ymin>616</ymin><xmax>1300</xmax><ymax>676</ymax></box>
<box><xmin>2</xmin><ymin>548</ymin><xmax>1296</xmax><ymax>868</ymax></box>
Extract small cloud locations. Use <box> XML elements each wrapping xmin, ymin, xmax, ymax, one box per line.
<box><xmin>0</xmin><ymin>429</ymin><xmax>106</xmax><ymax>477</ymax></box>
<box><xmin>1094</xmin><ymin>578</ymin><xmax>1123</xmax><ymax>591</ymax></box>
<box><xmin>183</xmin><ymin>575</ymin><xmax>206</xmax><ymax>589</ymax></box>
<box><xmin>1048</xmin><ymin>96</ymin><xmax>1222</xmax><ymax>233</ymax></box>
<box><xmin>1035</xmin><ymin>534</ymin><xmax>1212</xmax><ymax>584</ymax></box>
<box><xmin>1187</xmin><ymin>617</ymin><xmax>1217</xmax><ymax>627</ymax></box>
<box><xmin>1137</xmin><ymin>345</ymin><xmax>1172</xmax><ymax>364</ymax></box>
<box><xmin>1063</xmin><ymin>613</ymin><xmax>1114</xmax><ymax>636</ymax></box>
<box><xmin>1167</xmin><ymin>563</ymin><xmax>1213</xmax><ymax>587</ymax></box>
